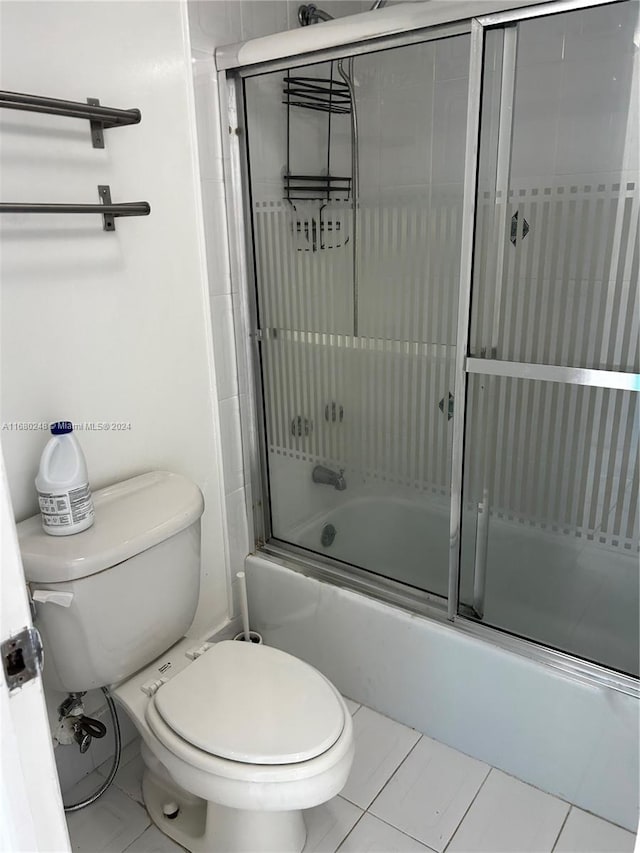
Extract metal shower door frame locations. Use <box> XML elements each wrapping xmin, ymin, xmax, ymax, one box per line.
<box><xmin>220</xmin><ymin>0</ymin><xmax>639</xmax><ymax>697</ymax></box>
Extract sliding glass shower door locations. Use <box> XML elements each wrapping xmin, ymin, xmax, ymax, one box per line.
<box><xmin>459</xmin><ymin>2</ymin><xmax>639</xmax><ymax>676</ymax></box>
<box><xmin>243</xmin><ymin>33</ymin><xmax>471</xmax><ymax>598</ymax></box>
<box><xmin>237</xmin><ymin>0</ymin><xmax>638</xmax><ymax>680</ymax></box>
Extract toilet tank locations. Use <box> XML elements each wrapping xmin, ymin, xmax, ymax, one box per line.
<box><xmin>17</xmin><ymin>471</ymin><xmax>204</xmax><ymax>693</ymax></box>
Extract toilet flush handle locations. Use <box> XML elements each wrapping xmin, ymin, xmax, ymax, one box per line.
<box><xmin>32</xmin><ymin>589</ymin><xmax>74</xmax><ymax>607</ymax></box>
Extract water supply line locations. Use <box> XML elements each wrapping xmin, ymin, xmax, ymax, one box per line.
<box><xmin>63</xmin><ymin>687</ymin><xmax>121</xmax><ymax>813</ymax></box>
<box><xmin>298</xmin><ymin>3</ymin><xmax>334</xmax><ymax>24</ymax></box>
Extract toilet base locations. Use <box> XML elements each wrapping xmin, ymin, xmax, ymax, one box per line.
<box><xmin>142</xmin><ymin>767</ymin><xmax>307</xmax><ymax>853</ymax></box>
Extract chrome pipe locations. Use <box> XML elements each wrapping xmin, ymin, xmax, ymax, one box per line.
<box><xmin>336</xmin><ymin>57</ymin><xmax>360</xmax><ymax>337</ymax></box>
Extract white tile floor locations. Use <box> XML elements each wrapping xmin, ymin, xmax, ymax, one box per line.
<box><xmin>64</xmin><ymin>700</ymin><xmax>637</xmax><ymax>853</ymax></box>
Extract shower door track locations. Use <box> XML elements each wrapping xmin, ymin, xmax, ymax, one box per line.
<box><xmin>219</xmin><ymin>0</ymin><xmax>639</xmax><ymax>698</ymax></box>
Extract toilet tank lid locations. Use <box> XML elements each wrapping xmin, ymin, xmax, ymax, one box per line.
<box><xmin>17</xmin><ymin>471</ymin><xmax>204</xmax><ymax>584</ymax></box>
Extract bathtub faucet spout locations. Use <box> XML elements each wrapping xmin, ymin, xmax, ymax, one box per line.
<box><xmin>312</xmin><ymin>465</ymin><xmax>346</xmax><ymax>491</ymax></box>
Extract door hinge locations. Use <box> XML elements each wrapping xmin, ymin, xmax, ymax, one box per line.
<box><xmin>2</xmin><ymin>626</ymin><xmax>43</xmax><ymax>692</ymax></box>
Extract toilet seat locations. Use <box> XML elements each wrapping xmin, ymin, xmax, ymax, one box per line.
<box><xmin>145</xmin><ymin>682</ymin><xmax>352</xmax><ymax>784</ymax></box>
<box><xmin>143</xmin><ymin>657</ymin><xmax>355</xmax><ymax>811</ymax></box>
<box><xmin>152</xmin><ymin>641</ymin><xmax>345</xmax><ymax>765</ymax></box>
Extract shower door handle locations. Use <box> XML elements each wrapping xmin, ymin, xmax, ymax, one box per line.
<box><xmin>510</xmin><ymin>211</ymin><xmax>530</xmax><ymax>245</ymax></box>
<box><xmin>472</xmin><ymin>490</ymin><xmax>490</xmax><ymax>619</ymax></box>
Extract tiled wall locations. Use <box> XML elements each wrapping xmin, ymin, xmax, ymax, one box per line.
<box><xmin>507</xmin><ymin>3</ymin><xmax>639</xmax><ymax>185</ymax></box>
<box><xmin>190</xmin><ymin>0</ymin><xmax>372</xmax><ymax>53</ymax></box>
<box><xmin>244</xmin><ymin>30</ymin><xmax>471</xmax><ymax>199</ymax></box>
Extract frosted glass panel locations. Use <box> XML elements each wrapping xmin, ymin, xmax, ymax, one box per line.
<box><xmin>460</xmin><ymin>375</ymin><xmax>639</xmax><ymax>676</ymax></box>
<box><xmin>245</xmin><ymin>35</ymin><xmax>470</xmax><ymax>595</ymax></box>
<box><xmin>462</xmin><ymin>2</ymin><xmax>639</xmax><ymax>677</ymax></box>
<box><xmin>470</xmin><ymin>1</ymin><xmax>639</xmax><ymax>371</ymax></box>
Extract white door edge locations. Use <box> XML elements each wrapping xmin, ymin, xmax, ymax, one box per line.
<box><xmin>0</xmin><ymin>447</ymin><xmax>70</xmax><ymax>852</ymax></box>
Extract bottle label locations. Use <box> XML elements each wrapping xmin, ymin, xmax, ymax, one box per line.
<box><xmin>38</xmin><ymin>484</ymin><xmax>94</xmax><ymax>528</ymax></box>
<box><xmin>68</xmin><ymin>483</ymin><xmax>94</xmax><ymax>523</ymax></box>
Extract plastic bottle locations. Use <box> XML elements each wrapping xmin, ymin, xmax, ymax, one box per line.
<box><xmin>35</xmin><ymin>421</ymin><xmax>95</xmax><ymax>536</ymax></box>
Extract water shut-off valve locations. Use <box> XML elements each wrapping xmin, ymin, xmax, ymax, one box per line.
<box><xmin>57</xmin><ymin>692</ymin><xmax>108</xmax><ymax>753</ymax></box>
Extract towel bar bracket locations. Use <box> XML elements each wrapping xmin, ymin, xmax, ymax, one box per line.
<box><xmin>98</xmin><ymin>185</ymin><xmax>115</xmax><ymax>230</ymax></box>
<box><xmin>88</xmin><ymin>98</ymin><xmax>105</xmax><ymax>149</ymax></box>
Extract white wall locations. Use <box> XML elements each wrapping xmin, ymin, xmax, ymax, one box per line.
<box><xmin>0</xmin><ymin>0</ymin><xmax>228</xmax><ymax>791</ymax></box>
<box><xmin>0</xmin><ymin>0</ymin><xmax>228</xmax><ymax>633</ymax></box>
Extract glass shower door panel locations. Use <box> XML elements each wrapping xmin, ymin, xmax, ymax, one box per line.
<box><xmin>470</xmin><ymin>1</ymin><xmax>639</xmax><ymax>371</ymax></box>
<box><xmin>460</xmin><ymin>1</ymin><xmax>640</xmax><ymax>676</ymax></box>
<box><xmin>460</xmin><ymin>375</ymin><xmax>639</xmax><ymax>676</ymax></box>
<box><xmin>244</xmin><ymin>34</ymin><xmax>470</xmax><ymax>596</ymax></box>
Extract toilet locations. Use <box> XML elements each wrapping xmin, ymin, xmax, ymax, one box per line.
<box><xmin>17</xmin><ymin>471</ymin><xmax>354</xmax><ymax>853</ymax></box>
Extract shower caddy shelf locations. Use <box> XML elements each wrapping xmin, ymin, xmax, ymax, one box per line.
<box><xmin>282</xmin><ymin>67</ymin><xmax>352</xmax><ymax>251</ymax></box>
<box><xmin>0</xmin><ymin>89</ymin><xmax>150</xmax><ymax>231</ymax></box>
<box><xmin>282</xmin><ymin>69</ymin><xmax>352</xmax><ymax>204</ymax></box>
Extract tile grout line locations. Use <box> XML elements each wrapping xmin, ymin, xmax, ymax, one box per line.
<box><xmin>340</xmin><ymin>723</ymin><xmax>422</xmax><ymax>812</ymax></box>
<box><xmin>365</xmin><ymin>810</ymin><xmax>441</xmax><ymax>852</ymax></box>
<box><xmin>85</xmin><ymin>744</ymin><xmax>151</xmax><ymax>853</ymax></box>
<box><xmin>550</xmin><ymin>805</ymin><xmax>573</xmax><ymax>853</ymax></box>
<box><xmin>350</xmin><ymin>703</ymin><xmax>578</xmax><ymax>853</ymax></box>
<box><xmin>68</xmin><ymin>710</ymin><xmax>636</xmax><ymax>852</ymax></box>
<box><xmin>120</xmin><ymin>819</ymin><xmax>152</xmax><ymax>853</ymax></box>
<box><xmin>365</xmin><ymin>740</ymin><xmax>494</xmax><ymax>853</ymax></box>
<box><xmin>328</xmin><ymin>706</ymin><xmax>424</xmax><ymax>851</ymax></box>
<box><xmin>365</xmin><ymin>730</ymin><xmax>423</xmax><ymax>809</ymax></box>
<box><xmin>334</xmin><ymin>807</ymin><xmax>368</xmax><ymax>853</ymax></box>
<box><xmin>441</xmin><ymin>765</ymin><xmax>494</xmax><ymax>853</ymax></box>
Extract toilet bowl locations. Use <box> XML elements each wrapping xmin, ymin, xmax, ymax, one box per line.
<box><xmin>114</xmin><ymin>637</ymin><xmax>354</xmax><ymax>852</ymax></box>
<box><xmin>17</xmin><ymin>472</ymin><xmax>355</xmax><ymax>853</ymax></box>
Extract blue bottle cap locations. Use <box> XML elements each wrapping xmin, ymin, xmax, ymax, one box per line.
<box><xmin>51</xmin><ymin>421</ymin><xmax>73</xmax><ymax>435</ymax></box>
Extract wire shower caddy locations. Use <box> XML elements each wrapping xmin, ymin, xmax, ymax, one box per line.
<box><xmin>283</xmin><ymin>62</ymin><xmax>353</xmax><ymax>250</ymax></box>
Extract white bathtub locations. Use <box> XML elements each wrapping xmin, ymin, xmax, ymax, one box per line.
<box><xmin>285</xmin><ymin>493</ymin><xmax>639</xmax><ymax>676</ymax></box>
<box><xmin>292</xmin><ymin>493</ymin><xmax>451</xmax><ymax>596</ymax></box>
<box><xmin>245</xmin><ymin>552</ymin><xmax>639</xmax><ymax>831</ymax></box>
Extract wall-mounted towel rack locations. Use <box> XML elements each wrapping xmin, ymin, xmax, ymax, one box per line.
<box><xmin>0</xmin><ymin>90</ymin><xmax>141</xmax><ymax>148</ymax></box>
<box><xmin>0</xmin><ymin>185</ymin><xmax>150</xmax><ymax>231</ymax></box>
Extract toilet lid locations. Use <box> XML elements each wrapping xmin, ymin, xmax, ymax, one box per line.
<box><xmin>153</xmin><ymin>641</ymin><xmax>345</xmax><ymax>765</ymax></box>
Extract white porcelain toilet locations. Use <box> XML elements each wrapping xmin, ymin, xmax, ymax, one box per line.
<box><xmin>17</xmin><ymin>471</ymin><xmax>354</xmax><ymax>853</ymax></box>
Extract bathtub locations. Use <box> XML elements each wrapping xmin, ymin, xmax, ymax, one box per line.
<box><xmin>283</xmin><ymin>492</ymin><xmax>639</xmax><ymax>676</ymax></box>
<box><xmin>291</xmin><ymin>493</ymin><xmax>451</xmax><ymax>597</ymax></box>
<box><xmin>244</xmin><ymin>552</ymin><xmax>639</xmax><ymax>831</ymax></box>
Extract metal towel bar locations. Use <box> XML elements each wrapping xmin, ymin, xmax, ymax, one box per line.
<box><xmin>0</xmin><ymin>90</ymin><xmax>141</xmax><ymax>148</ymax></box>
<box><xmin>0</xmin><ymin>186</ymin><xmax>151</xmax><ymax>231</ymax></box>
